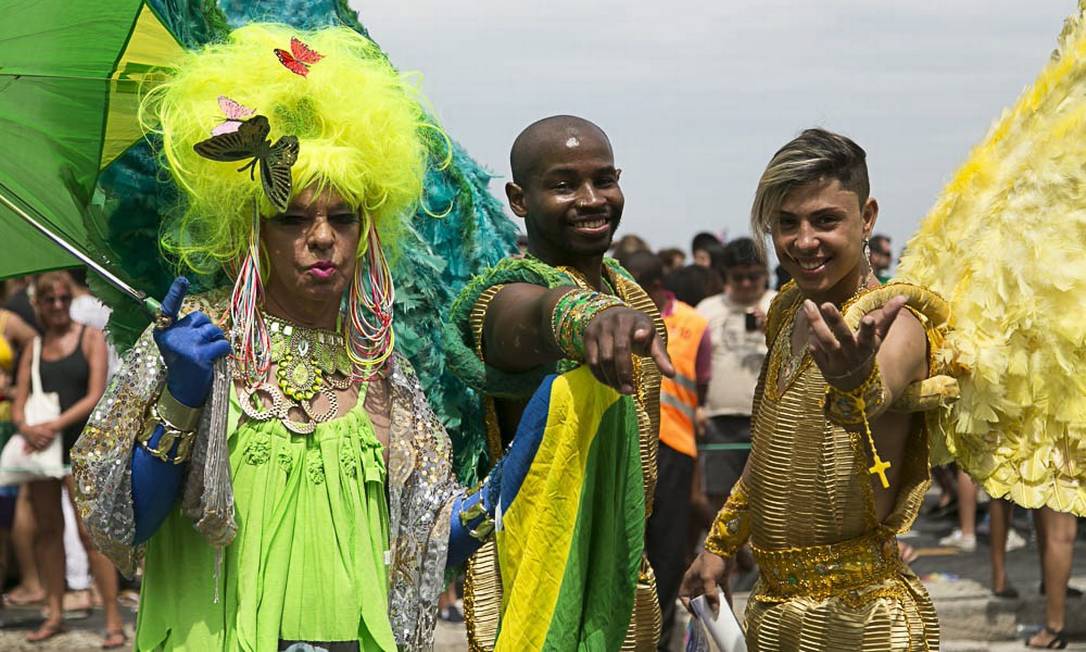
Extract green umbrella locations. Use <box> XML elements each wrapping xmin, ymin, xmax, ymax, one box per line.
<box><xmin>0</xmin><ymin>0</ymin><xmax>187</xmax><ymax>314</ymax></box>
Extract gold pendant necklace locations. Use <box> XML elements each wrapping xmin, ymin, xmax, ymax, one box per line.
<box><xmin>267</xmin><ymin>314</ymin><xmax>352</xmax><ymax>400</ymax></box>
<box><xmin>236</xmin><ymin>313</ymin><xmax>356</xmax><ymax>434</ymax></box>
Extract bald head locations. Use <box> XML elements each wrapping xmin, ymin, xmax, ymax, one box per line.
<box><xmin>510</xmin><ymin>115</ymin><xmax>612</xmax><ymax>185</ymax></box>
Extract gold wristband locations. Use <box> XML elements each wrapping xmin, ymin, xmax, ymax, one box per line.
<box><xmin>156</xmin><ymin>387</ymin><xmax>203</xmax><ymax>432</ymax></box>
<box><xmin>824</xmin><ymin>361</ymin><xmax>893</xmax><ymax>488</ymax></box>
<box><xmin>551</xmin><ymin>289</ymin><xmax>626</xmax><ymax>360</ymax></box>
<box><xmin>459</xmin><ymin>483</ymin><xmax>495</xmax><ymax>541</ymax></box>
<box><xmin>704</xmin><ymin>478</ymin><xmax>751</xmax><ymax>559</ymax></box>
<box><xmin>138</xmin><ymin>390</ymin><xmax>199</xmax><ymax>464</ymax></box>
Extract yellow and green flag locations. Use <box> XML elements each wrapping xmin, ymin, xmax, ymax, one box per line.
<box><xmin>496</xmin><ymin>366</ymin><xmax>645</xmax><ymax>651</ymax></box>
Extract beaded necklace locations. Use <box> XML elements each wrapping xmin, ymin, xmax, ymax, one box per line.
<box><xmin>236</xmin><ymin>312</ymin><xmax>358</xmax><ymax>434</ymax></box>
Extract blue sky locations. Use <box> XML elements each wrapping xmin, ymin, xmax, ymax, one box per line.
<box><xmin>353</xmin><ymin>1</ymin><xmax>1074</xmax><ymax>259</ymax></box>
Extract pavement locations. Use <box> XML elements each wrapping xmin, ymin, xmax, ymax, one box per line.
<box><xmin>0</xmin><ymin>499</ymin><xmax>1081</xmax><ymax>651</ymax></box>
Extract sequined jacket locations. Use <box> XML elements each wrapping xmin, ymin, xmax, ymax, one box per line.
<box><xmin>71</xmin><ymin>290</ymin><xmax>459</xmax><ymax>650</ymax></box>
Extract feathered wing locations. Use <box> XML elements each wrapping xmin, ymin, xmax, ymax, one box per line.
<box><xmin>94</xmin><ymin>0</ymin><xmax>515</xmax><ymax>483</ymax></box>
<box><xmin>897</xmin><ymin>2</ymin><xmax>1086</xmax><ymax>515</ymax></box>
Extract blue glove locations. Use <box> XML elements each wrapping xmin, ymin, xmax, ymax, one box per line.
<box><xmin>152</xmin><ymin>277</ymin><xmax>232</xmax><ymax>407</ymax></box>
<box><xmin>446</xmin><ymin>376</ymin><xmax>550</xmax><ymax>567</ymax></box>
<box><xmin>133</xmin><ymin>277</ymin><xmax>231</xmax><ymax>543</ymax></box>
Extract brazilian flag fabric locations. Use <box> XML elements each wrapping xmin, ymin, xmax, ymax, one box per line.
<box><xmin>496</xmin><ymin>366</ymin><xmax>645</xmax><ymax>650</ymax></box>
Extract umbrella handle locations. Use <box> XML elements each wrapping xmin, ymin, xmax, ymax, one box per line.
<box><xmin>143</xmin><ymin>296</ymin><xmax>170</xmax><ymax>329</ymax></box>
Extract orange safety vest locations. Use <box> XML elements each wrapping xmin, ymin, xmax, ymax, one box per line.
<box><xmin>659</xmin><ymin>300</ymin><xmax>708</xmax><ymax>458</ymax></box>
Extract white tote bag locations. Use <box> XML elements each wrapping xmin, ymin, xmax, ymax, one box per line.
<box><xmin>0</xmin><ymin>337</ymin><xmax>67</xmax><ymax>484</ymax></box>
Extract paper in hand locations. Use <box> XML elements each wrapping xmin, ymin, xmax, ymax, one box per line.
<box><xmin>686</xmin><ymin>592</ymin><xmax>747</xmax><ymax>652</ymax></box>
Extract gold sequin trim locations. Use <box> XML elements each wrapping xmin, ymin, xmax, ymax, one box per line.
<box><xmin>751</xmin><ymin>528</ymin><xmax>905</xmax><ymax>602</ymax></box>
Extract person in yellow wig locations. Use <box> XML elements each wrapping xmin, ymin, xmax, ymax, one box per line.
<box><xmin>680</xmin><ymin>128</ymin><xmax>949</xmax><ymax>651</ymax></box>
<box><xmin>72</xmin><ymin>23</ymin><xmax>541</xmax><ymax>651</ymax></box>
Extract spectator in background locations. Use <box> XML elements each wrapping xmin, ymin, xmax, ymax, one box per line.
<box><xmin>10</xmin><ymin>272</ymin><xmax>123</xmax><ymax>647</ymax></box>
<box><xmin>695</xmin><ymin>238</ymin><xmax>775</xmax><ymax>516</ymax></box>
<box><xmin>691</xmin><ymin>231</ymin><xmax>723</xmax><ymax>268</ymax></box>
<box><xmin>658</xmin><ymin>248</ymin><xmax>686</xmax><ymax>275</ymax></box>
<box><xmin>0</xmin><ymin>299</ymin><xmax>39</xmax><ymax>595</ymax></box>
<box><xmin>869</xmin><ymin>233</ymin><xmax>893</xmax><ymax>283</ymax></box>
<box><xmin>611</xmin><ymin>233</ymin><xmax>651</xmax><ymax>263</ymax></box>
<box><xmin>3</xmin><ymin>276</ymin><xmax>41</xmax><ymax>334</ymax></box>
<box><xmin>626</xmin><ymin>251</ymin><xmax>711</xmax><ymax>651</ymax></box>
<box><xmin>1028</xmin><ymin>509</ymin><xmax>1080</xmax><ymax>648</ymax></box>
<box><xmin>665</xmin><ymin>264</ymin><xmax>723</xmax><ymax>307</ymax></box>
<box><xmin>67</xmin><ymin>268</ymin><xmax>120</xmax><ymax>375</ymax></box>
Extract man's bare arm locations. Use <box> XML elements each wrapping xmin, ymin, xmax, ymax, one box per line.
<box><xmin>481</xmin><ymin>283</ymin><xmax>674</xmax><ymax>394</ymax></box>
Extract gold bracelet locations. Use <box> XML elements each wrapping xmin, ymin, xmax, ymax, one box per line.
<box><xmin>156</xmin><ymin>387</ymin><xmax>203</xmax><ymax>432</ymax></box>
<box><xmin>704</xmin><ymin>478</ymin><xmax>751</xmax><ymax>559</ymax></box>
<box><xmin>139</xmin><ymin>397</ymin><xmax>197</xmax><ymax>465</ymax></box>
<box><xmin>824</xmin><ymin>361</ymin><xmax>892</xmax><ymax>488</ymax></box>
<box><xmin>458</xmin><ymin>483</ymin><xmax>495</xmax><ymax>541</ymax></box>
<box><xmin>136</xmin><ymin>415</ymin><xmax>190</xmax><ymax>464</ymax></box>
<box><xmin>551</xmin><ymin>289</ymin><xmax>626</xmax><ymax>360</ymax></box>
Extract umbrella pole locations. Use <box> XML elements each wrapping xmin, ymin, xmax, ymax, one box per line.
<box><xmin>0</xmin><ymin>189</ymin><xmax>162</xmax><ymax>316</ymax></box>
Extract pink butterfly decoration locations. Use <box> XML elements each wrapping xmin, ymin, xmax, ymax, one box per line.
<box><xmin>211</xmin><ymin>96</ymin><xmax>255</xmax><ymax>136</ymax></box>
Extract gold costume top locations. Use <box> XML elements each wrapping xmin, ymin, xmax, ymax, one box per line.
<box><xmin>709</xmin><ymin>282</ymin><xmax>953</xmax><ymax>652</ymax></box>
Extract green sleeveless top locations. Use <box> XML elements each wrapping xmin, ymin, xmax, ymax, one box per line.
<box><xmin>135</xmin><ymin>389</ymin><xmax>394</xmax><ymax>651</ymax></box>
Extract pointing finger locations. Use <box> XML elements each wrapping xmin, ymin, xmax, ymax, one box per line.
<box><xmin>651</xmin><ymin>335</ymin><xmax>675</xmax><ymax>378</ymax></box>
<box><xmin>159</xmin><ymin>277</ymin><xmax>190</xmax><ymax>321</ymax></box>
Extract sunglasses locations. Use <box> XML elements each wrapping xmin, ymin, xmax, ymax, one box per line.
<box><xmin>39</xmin><ymin>294</ymin><xmax>72</xmax><ymax>306</ymax></box>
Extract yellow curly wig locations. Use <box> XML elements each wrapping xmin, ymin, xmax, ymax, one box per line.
<box><xmin>142</xmin><ymin>23</ymin><xmax>438</xmax><ymax>275</ymax></box>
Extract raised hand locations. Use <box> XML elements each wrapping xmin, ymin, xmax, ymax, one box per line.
<box><xmin>583</xmin><ymin>307</ymin><xmax>674</xmax><ymax>395</ymax></box>
<box><xmin>153</xmin><ymin>277</ymin><xmax>232</xmax><ymax>407</ymax></box>
<box><xmin>802</xmin><ymin>295</ymin><xmax>907</xmax><ymax>389</ymax></box>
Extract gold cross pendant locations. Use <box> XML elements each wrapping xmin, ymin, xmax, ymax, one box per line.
<box><xmin>869</xmin><ymin>454</ymin><xmax>891</xmax><ymax>489</ymax></box>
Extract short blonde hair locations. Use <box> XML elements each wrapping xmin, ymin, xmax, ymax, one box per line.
<box><xmin>750</xmin><ymin>128</ymin><xmax>869</xmax><ymax>259</ymax></box>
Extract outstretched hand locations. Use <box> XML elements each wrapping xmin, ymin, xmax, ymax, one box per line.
<box><xmin>153</xmin><ymin>277</ymin><xmax>232</xmax><ymax>408</ymax></box>
<box><xmin>583</xmin><ymin>307</ymin><xmax>674</xmax><ymax>395</ymax></box>
<box><xmin>803</xmin><ymin>295</ymin><xmax>907</xmax><ymax>388</ymax></box>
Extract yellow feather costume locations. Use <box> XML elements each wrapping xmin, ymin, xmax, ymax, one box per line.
<box><xmin>897</xmin><ymin>2</ymin><xmax>1086</xmax><ymax>516</ymax></box>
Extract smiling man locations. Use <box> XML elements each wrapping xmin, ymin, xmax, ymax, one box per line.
<box><xmin>679</xmin><ymin>129</ymin><xmax>951</xmax><ymax>651</ymax></box>
<box><xmin>446</xmin><ymin>115</ymin><xmax>672</xmax><ymax>649</ymax></box>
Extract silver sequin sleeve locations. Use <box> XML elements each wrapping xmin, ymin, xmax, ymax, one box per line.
<box><xmin>386</xmin><ymin>355</ymin><xmax>461</xmax><ymax>650</ymax></box>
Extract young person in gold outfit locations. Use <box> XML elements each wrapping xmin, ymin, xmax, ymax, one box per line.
<box><xmin>680</xmin><ymin>128</ymin><xmax>950</xmax><ymax>651</ymax></box>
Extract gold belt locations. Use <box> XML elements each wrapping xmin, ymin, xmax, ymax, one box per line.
<box><xmin>751</xmin><ymin>529</ymin><xmax>904</xmax><ymax>602</ymax></box>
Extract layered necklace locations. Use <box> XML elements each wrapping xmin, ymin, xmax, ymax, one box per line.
<box><xmin>235</xmin><ymin>312</ymin><xmax>357</xmax><ymax>434</ymax></box>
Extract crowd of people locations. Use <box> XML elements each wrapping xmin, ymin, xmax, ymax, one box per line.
<box><xmin>1</xmin><ymin>9</ymin><xmax>1085</xmax><ymax>652</ymax></box>
<box><xmin>0</xmin><ymin>200</ymin><xmax>1080</xmax><ymax>650</ymax></box>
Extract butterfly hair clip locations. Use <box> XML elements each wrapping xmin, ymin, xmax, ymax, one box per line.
<box><xmin>212</xmin><ymin>96</ymin><xmax>255</xmax><ymax>136</ymax></box>
<box><xmin>194</xmin><ymin>115</ymin><xmax>299</xmax><ymax>212</ymax></box>
<box><xmin>275</xmin><ymin>37</ymin><xmax>323</xmax><ymax>77</ymax></box>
